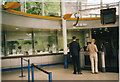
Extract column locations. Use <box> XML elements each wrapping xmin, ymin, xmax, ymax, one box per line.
<box><xmin>89</xmin><ymin>29</ymin><xmax>92</xmax><ymax>40</ymax></box>
<box><xmin>118</xmin><ymin>1</ymin><xmax>120</xmax><ymax>79</ymax></box>
<box><xmin>42</xmin><ymin>0</ymin><xmax>44</xmax><ymax>16</ymax></box>
<box><xmin>20</xmin><ymin>0</ymin><xmax>24</xmax><ymax>12</ymax></box>
<box><xmin>79</xmin><ymin>2</ymin><xmax>82</xmax><ymax>18</ymax></box>
<box><xmin>100</xmin><ymin>0</ymin><xmax>103</xmax><ymax>9</ymax></box>
<box><xmin>56</xmin><ymin>30</ymin><xmax>59</xmax><ymax>53</ymax></box>
<box><xmin>61</xmin><ymin>0</ymin><xmax>68</xmax><ymax>69</ymax></box>
<box><xmin>3</xmin><ymin>31</ymin><xmax>7</xmax><ymax>56</ymax></box>
<box><xmin>32</xmin><ymin>31</ymin><xmax>35</xmax><ymax>54</ymax></box>
<box><xmin>76</xmin><ymin>0</ymin><xmax>79</xmax><ymax>11</ymax></box>
<box><xmin>25</xmin><ymin>0</ymin><xmax>26</xmax><ymax>13</ymax></box>
<box><xmin>76</xmin><ymin>1</ymin><xmax>82</xmax><ymax>18</ymax></box>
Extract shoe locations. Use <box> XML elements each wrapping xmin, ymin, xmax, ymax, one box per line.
<box><xmin>73</xmin><ymin>72</ymin><xmax>76</xmax><ymax>74</ymax></box>
<box><xmin>78</xmin><ymin>72</ymin><xmax>82</xmax><ymax>74</ymax></box>
<box><xmin>95</xmin><ymin>72</ymin><xmax>99</xmax><ymax>74</ymax></box>
<box><xmin>91</xmin><ymin>72</ymin><xmax>95</xmax><ymax>74</ymax></box>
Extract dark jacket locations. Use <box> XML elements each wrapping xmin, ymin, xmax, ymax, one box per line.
<box><xmin>69</xmin><ymin>41</ymin><xmax>80</xmax><ymax>56</ymax></box>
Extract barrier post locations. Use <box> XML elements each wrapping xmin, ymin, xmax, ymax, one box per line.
<box><xmin>28</xmin><ymin>59</ymin><xmax>30</xmax><ymax>82</ymax></box>
<box><xmin>101</xmin><ymin>51</ymin><xmax>106</xmax><ymax>72</ymax></box>
<box><xmin>21</xmin><ymin>57</ymin><xmax>23</xmax><ymax>77</ymax></box>
<box><xmin>31</xmin><ymin>64</ymin><xmax>34</xmax><ymax>82</ymax></box>
<box><xmin>49</xmin><ymin>73</ymin><xmax>52</xmax><ymax>82</ymax></box>
<box><xmin>64</xmin><ymin>55</ymin><xmax>68</xmax><ymax>69</ymax></box>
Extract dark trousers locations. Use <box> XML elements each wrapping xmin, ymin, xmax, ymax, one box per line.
<box><xmin>72</xmin><ymin>55</ymin><xmax>81</xmax><ymax>73</ymax></box>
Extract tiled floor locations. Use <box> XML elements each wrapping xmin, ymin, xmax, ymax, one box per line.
<box><xmin>2</xmin><ymin>65</ymin><xmax>119</xmax><ymax>80</ymax></box>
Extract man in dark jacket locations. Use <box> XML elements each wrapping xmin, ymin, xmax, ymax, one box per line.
<box><xmin>69</xmin><ymin>36</ymin><xmax>82</xmax><ymax>74</ymax></box>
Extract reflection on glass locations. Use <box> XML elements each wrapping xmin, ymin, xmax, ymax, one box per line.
<box><xmin>6</xmin><ymin>31</ymin><xmax>32</xmax><ymax>56</ymax></box>
<box><xmin>2</xmin><ymin>29</ymin><xmax>88</xmax><ymax>56</ymax></box>
<box><xmin>34</xmin><ymin>30</ymin><xmax>57</xmax><ymax>54</ymax></box>
<box><xmin>1</xmin><ymin>32</ymin><xmax>5</xmax><ymax>56</ymax></box>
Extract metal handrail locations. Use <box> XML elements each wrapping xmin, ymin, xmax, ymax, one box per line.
<box><xmin>31</xmin><ymin>63</ymin><xmax>52</xmax><ymax>82</ymax></box>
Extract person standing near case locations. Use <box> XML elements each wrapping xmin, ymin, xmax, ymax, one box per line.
<box><xmin>86</xmin><ymin>39</ymin><xmax>99</xmax><ymax>74</ymax></box>
<box><xmin>69</xmin><ymin>36</ymin><xmax>82</xmax><ymax>74</ymax></box>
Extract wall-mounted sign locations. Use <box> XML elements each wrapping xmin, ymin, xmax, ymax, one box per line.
<box><xmin>100</xmin><ymin>8</ymin><xmax>116</xmax><ymax>25</ymax></box>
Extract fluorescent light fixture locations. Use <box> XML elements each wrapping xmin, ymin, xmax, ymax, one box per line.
<box><xmin>16</xmin><ymin>28</ymin><xmax>19</xmax><ymax>30</ymax></box>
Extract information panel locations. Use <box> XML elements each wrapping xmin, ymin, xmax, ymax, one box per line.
<box><xmin>100</xmin><ymin>8</ymin><xmax>116</xmax><ymax>25</ymax></box>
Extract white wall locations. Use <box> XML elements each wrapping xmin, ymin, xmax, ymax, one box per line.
<box><xmin>2</xmin><ymin>55</ymin><xmax>64</xmax><ymax>69</ymax></box>
<box><xmin>2</xmin><ymin>10</ymin><xmax>119</xmax><ymax>30</ymax></box>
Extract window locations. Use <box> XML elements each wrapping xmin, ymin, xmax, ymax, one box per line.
<box><xmin>34</xmin><ymin>30</ymin><xmax>58</xmax><ymax>54</ymax></box>
<box><xmin>6</xmin><ymin>31</ymin><xmax>32</xmax><ymax>55</ymax></box>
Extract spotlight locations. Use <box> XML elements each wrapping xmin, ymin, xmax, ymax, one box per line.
<box><xmin>99</xmin><ymin>28</ymin><xmax>102</xmax><ymax>30</ymax></box>
<box><xmin>100</xmin><ymin>31</ymin><xmax>103</xmax><ymax>34</ymax></box>
<box><xmin>104</xmin><ymin>28</ymin><xmax>108</xmax><ymax>31</ymax></box>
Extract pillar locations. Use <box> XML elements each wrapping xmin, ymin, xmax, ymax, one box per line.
<box><xmin>20</xmin><ymin>0</ymin><xmax>24</xmax><ymax>12</ymax></box>
<box><xmin>118</xmin><ymin>1</ymin><xmax>120</xmax><ymax>79</ymax></box>
<box><xmin>61</xmin><ymin>0</ymin><xmax>68</xmax><ymax>69</ymax></box>
<box><xmin>3</xmin><ymin>31</ymin><xmax>7</xmax><ymax>56</ymax></box>
<box><xmin>25</xmin><ymin>0</ymin><xmax>26</xmax><ymax>13</ymax></box>
<box><xmin>42</xmin><ymin>0</ymin><xmax>44</xmax><ymax>16</ymax></box>
<box><xmin>32</xmin><ymin>31</ymin><xmax>35</xmax><ymax>54</ymax></box>
<box><xmin>89</xmin><ymin>29</ymin><xmax>92</xmax><ymax>40</ymax></box>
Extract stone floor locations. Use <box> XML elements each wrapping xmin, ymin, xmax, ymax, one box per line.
<box><xmin>2</xmin><ymin>65</ymin><xmax>119</xmax><ymax>81</ymax></box>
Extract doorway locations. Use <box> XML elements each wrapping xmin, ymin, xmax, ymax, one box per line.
<box><xmin>92</xmin><ymin>27</ymin><xmax>119</xmax><ymax>72</ymax></box>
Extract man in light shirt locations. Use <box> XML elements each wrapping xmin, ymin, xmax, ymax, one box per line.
<box><xmin>86</xmin><ymin>39</ymin><xmax>98</xmax><ymax>74</ymax></box>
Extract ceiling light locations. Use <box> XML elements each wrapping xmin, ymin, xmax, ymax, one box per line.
<box><xmin>16</xmin><ymin>28</ymin><xmax>19</xmax><ymax>30</ymax></box>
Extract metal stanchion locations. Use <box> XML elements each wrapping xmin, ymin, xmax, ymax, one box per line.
<box><xmin>28</xmin><ymin>59</ymin><xmax>30</xmax><ymax>82</ymax></box>
<box><xmin>101</xmin><ymin>51</ymin><xmax>106</xmax><ymax>72</ymax></box>
<box><xmin>49</xmin><ymin>72</ymin><xmax>52</xmax><ymax>82</ymax></box>
<box><xmin>64</xmin><ymin>55</ymin><xmax>68</xmax><ymax>69</ymax></box>
<box><xmin>19</xmin><ymin>57</ymin><xmax>25</xmax><ymax>77</ymax></box>
<box><xmin>19</xmin><ymin>57</ymin><xmax>30</xmax><ymax>81</ymax></box>
<box><xmin>31</xmin><ymin>64</ymin><xmax>34</xmax><ymax>82</ymax></box>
